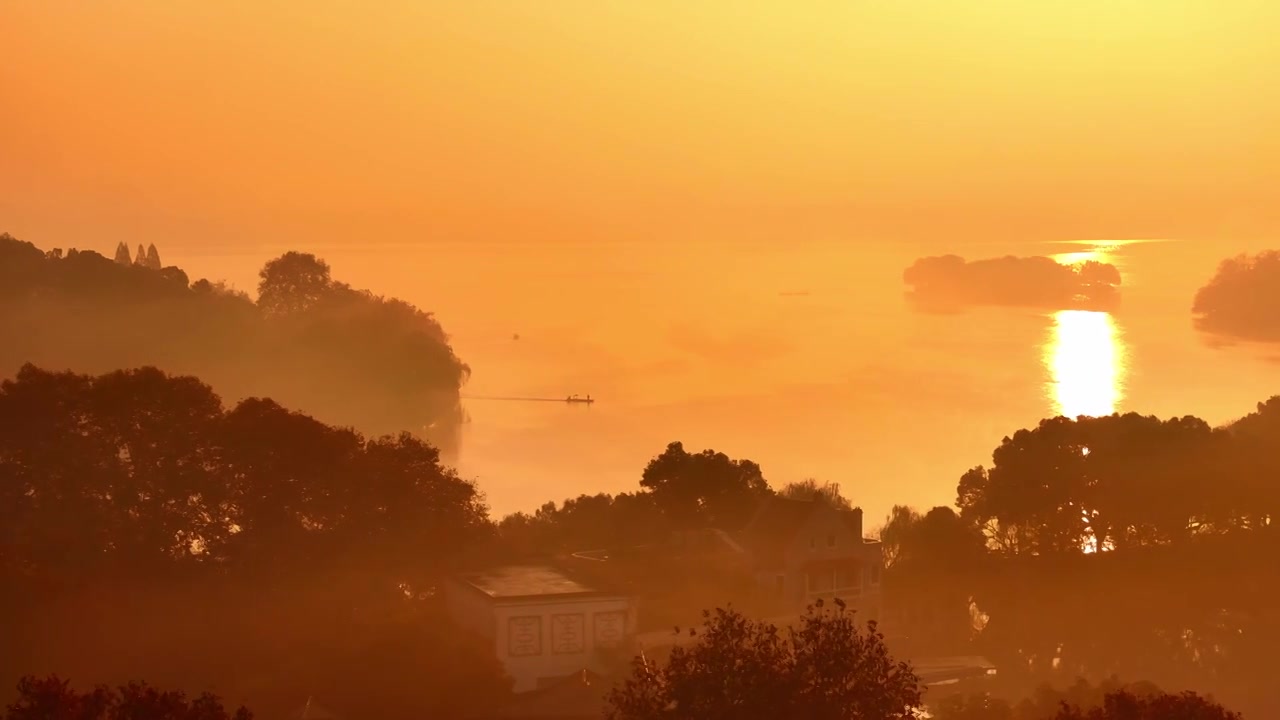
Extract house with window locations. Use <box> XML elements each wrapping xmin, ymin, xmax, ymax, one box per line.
<box><xmin>444</xmin><ymin>565</ymin><xmax>638</xmax><ymax>694</ymax></box>
<box><xmin>738</xmin><ymin>497</ymin><xmax>883</xmax><ymax>617</ymax></box>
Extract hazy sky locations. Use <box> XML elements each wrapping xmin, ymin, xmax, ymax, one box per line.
<box><xmin>4</xmin><ymin>2</ymin><xmax>1279</xmax><ymax>519</ymax></box>
<box><xmin>4</xmin><ymin>1</ymin><xmax>1278</xmax><ymax>251</ymax></box>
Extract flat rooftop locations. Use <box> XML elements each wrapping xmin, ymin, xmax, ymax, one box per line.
<box><xmin>912</xmin><ymin>656</ymin><xmax>997</xmax><ymax>685</ymax></box>
<box><xmin>460</xmin><ymin>565</ymin><xmax>606</xmax><ymax>600</ymax></box>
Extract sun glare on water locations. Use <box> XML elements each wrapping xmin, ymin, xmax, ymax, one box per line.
<box><xmin>1046</xmin><ymin>309</ymin><xmax>1125</xmax><ymax>418</ymax></box>
<box><xmin>1042</xmin><ymin>243</ymin><xmax>1129</xmax><ymax>419</ymax></box>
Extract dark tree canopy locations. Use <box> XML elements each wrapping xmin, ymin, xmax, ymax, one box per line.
<box><xmin>0</xmin><ymin>365</ymin><xmax>506</xmax><ymax>717</ymax></box>
<box><xmin>879</xmin><ymin>402</ymin><xmax>1280</xmax><ymax>718</ymax></box>
<box><xmin>493</xmin><ymin>401</ymin><xmax>1280</xmax><ymax>719</ymax></box>
<box><xmin>932</xmin><ymin>681</ymin><xmax>1240</xmax><ymax>720</ymax></box>
<box><xmin>606</xmin><ymin>603</ymin><xmax>921</xmax><ymax>720</ymax></box>
<box><xmin>878</xmin><ymin>505</ymin><xmax>987</xmax><ymax>656</ymax></box>
<box><xmin>955</xmin><ymin>413</ymin><xmax>1246</xmax><ymax>556</ymax></box>
<box><xmin>257</xmin><ymin>251</ymin><xmax>333</xmax><ymax>316</ymax></box>
<box><xmin>4</xmin><ymin>676</ymin><xmax>252</xmax><ymax>720</ymax></box>
<box><xmin>499</xmin><ymin>442</ymin><xmax>779</xmax><ymax>555</ymax></box>
<box><xmin>0</xmin><ymin>233</ymin><xmax>469</xmax><ymax>453</ymax></box>
<box><xmin>1055</xmin><ymin>690</ymin><xmax>1241</xmax><ymax>720</ymax></box>
<box><xmin>880</xmin><ymin>505</ymin><xmax>984</xmax><ymax>571</ymax></box>
<box><xmin>498</xmin><ymin>492</ymin><xmax>669</xmax><ymax>558</ymax></box>
<box><xmin>0</xmin><ymin>364</ymin><xmax>489</xmax><ymax>586</ymax></box>
<box><xmin>640</xmin><ymin>441</ymin><xmax>771</xmax><ymax>529</ymax></box>
<box><xmin>1192</xmin><ymin>250</ymin><xmax>1280</xmax><ymax>342</ymax></box>
<box><xmin>777</xmin><ymin>478</ymin><xmax>853</xmax><ymax>510</ymax></box>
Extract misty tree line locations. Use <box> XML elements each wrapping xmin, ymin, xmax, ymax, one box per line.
<box><xmin>4</xmin><ymin>228</ymin><xmax>1277</xmax><ymax>718</ymax></box>
<box><xmin>0</xmin><ymin>365</ymin><xmax>503</xmax><ymax>719</ymax></box>
<box><xmin>1193</xmin><ymin>250</ymin><xmax>1280</xmax><ymax>342</ymax></box>
<box><xmin>0</xmin><ymin>365</ymin><xmax>489</xmax><ymax>585</ymax></box>
<box><xmin>900</xmin><ymin>247</ymin><xmax>1280</xmax><ymax>348</ymax></box>
<box><xmin>3</xmin><ymin>372</ymin><xmax>1272</xmax><ymax>717</ymax></box>
<box><xmin>903</xmin><ymin>255</ymin><xmax>1122</xmax><ymax>312</ymax></box>
<box><xmin>0</xmin><ymin>233</ymin><xmax>469</xmax><ymax>453</ymax></box>
<box><xmin>865</xmin><ymin>406</ymin><xmax>1280</xmax><ymax>719</ymax></box>
<box><xmin>493</xmin><ymin>407</ymin><xmax>1280</xmax><ymax>718</ymax></box>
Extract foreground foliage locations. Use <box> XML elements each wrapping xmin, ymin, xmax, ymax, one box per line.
<box><xmin>4</xmin><ymin>676</ymin><xmax>251</xmax><ymax>720</ymax></box>
<box><xmin>0</xmin><ymin>365</ymin><xmax>507</xmax><ymax>717</ymax></box>
<box><xmin>934</xmin><ymin>681</ymin><xmax>1242</xmax><ymax>720</ymax></box>
<box><xmin>606</xmin><ymin>602</ymin><xmax>921</xmax><ymax>720</ymax></box>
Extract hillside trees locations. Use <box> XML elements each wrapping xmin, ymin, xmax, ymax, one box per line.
<box><xmin>0</xmin><ymin>233</ymin><xmax>468</xmax><ymax>453</ymax></box>
<box><xmin>0</xmin><ymin>365</ymin><xmax>503</xmax><ymax>717</ymax></box>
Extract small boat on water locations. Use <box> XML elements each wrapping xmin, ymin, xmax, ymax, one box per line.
<box><xmin>565</xmin><ymin>394</ymin><xmax>594</xmax><ymax>404</ymax></box>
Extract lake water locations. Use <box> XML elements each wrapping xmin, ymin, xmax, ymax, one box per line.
<box><xmin>164</xmin><ymin>237</ymin><xmax>1278</xmax><ymax>526</ymax></box>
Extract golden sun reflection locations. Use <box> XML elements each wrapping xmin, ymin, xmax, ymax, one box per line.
<box><xmin>1045</xmin><ymin>309</ymin><xmax>1126</xmax><ymax>418</ymax></box>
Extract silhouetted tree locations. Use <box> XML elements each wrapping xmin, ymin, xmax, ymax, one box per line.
<box><xmin>606</xmin><ymin>602</ymin><xmax>921</xmax><ymax>720</ymax></box>
<box><xmin>257</xmin><ymin>251</ymin><xmax>333</xmax><ymax>316</ymax></box>
<box><xmin>0</xmin><ymin>364</ymin><xmax>494</xmax><ymax>703</ymax></box>
<box><xmin>778</xmin><ymin>478</ymin><xmax>853</xmax><ymax>510</ymax></box>
<box><xmin>956</xmin><ymin>414</ymin><xmax>1227</xmax><ymax>556</ymax></box>
<box><xmin>879</xmin><ymin>505</ymin><xmax>922</xmax><ymax>569</ymax></box>
<box><xmin>498</xmin><ymin>492</ymin><xmax>668</xmax><ymax>557</ymax></box>
<box><xmin>5</xmin><ymin>676</ymin><xmax>252</xmax><ymax>720</ymax></box>
<box><xmin>932</xmin><ymin>680</ymin><xmax>1241</xmax><ymax>720</ymax></box>
<box><xmin>640</xmin><ymin>442</ymin><xmax>771</xmax><ymax>529</ymax></box>
<box><xmin>880</xmin><ymin>506</ymin><xmax>986</xmax><ymax>655</ymax></box>
<box><xmin>1055</xmin><ymin>690</ymin><xmax>1240</xmax><ymax>720</ymax></box>
<box><xmin>902</xmin><ymin>507</ymin><xmax>985</xmax><ymax>570</ymax></box>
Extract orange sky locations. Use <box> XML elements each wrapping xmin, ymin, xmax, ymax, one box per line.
<box><xmin>4</xmin><ymin>2</ymin><xmax>1280</xmax><ymax>519</ymax></box>
<box><xmin>3</xmin><ymin>1</ymin><xmax>1278</xmax><ymax>251</ymax></box>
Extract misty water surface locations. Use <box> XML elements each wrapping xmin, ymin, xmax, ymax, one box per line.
<box><xmin>161</xmin><ymin>238</ymin><xmax>1278</xmax><ymax>523</ymax></box>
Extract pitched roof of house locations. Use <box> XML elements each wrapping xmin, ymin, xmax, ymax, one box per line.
<box><xmin>911</xmin><ymin>656</ymin><xmax>997</xmax><ymax>685</ymax></box>
<box><xmin>736</xmin><ymin>498</ymin><xmax>876</xmax><ymax>572</ymax></box>
<box><xmin>456</xmin><ymin>564</ymin><xmax>621</xmax><ymax>603</ymax></box>
<box><xmin>740</xmin><ymin>497</ymin><xmax>865</xmax><ymax>552</ymax></box>
<box><xmin>741</xmin><ymin>497</ymin><xmax>814</xmax><ymax>548</ymax></box>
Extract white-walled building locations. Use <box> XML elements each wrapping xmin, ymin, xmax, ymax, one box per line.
<box><xmin>445</xmin><ymin>565</ymin><xmax>638</xmax><ymax>693</ymax></box>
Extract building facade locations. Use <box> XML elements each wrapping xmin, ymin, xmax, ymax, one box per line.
<box><xmin>445</xmin><ymin>565</ymin><xmax>638</xmax><ymax>693</ymax></box>
<box><xmin>739</xmin><ymin>497</ymin><xmax>883</xmax><ymax>617</ymax></box>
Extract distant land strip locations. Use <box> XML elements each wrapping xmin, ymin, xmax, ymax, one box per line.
<box><xmin>461</xmin><ymin>395</ymin><xmax>593</xmax><ymax>403</ymax></box>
